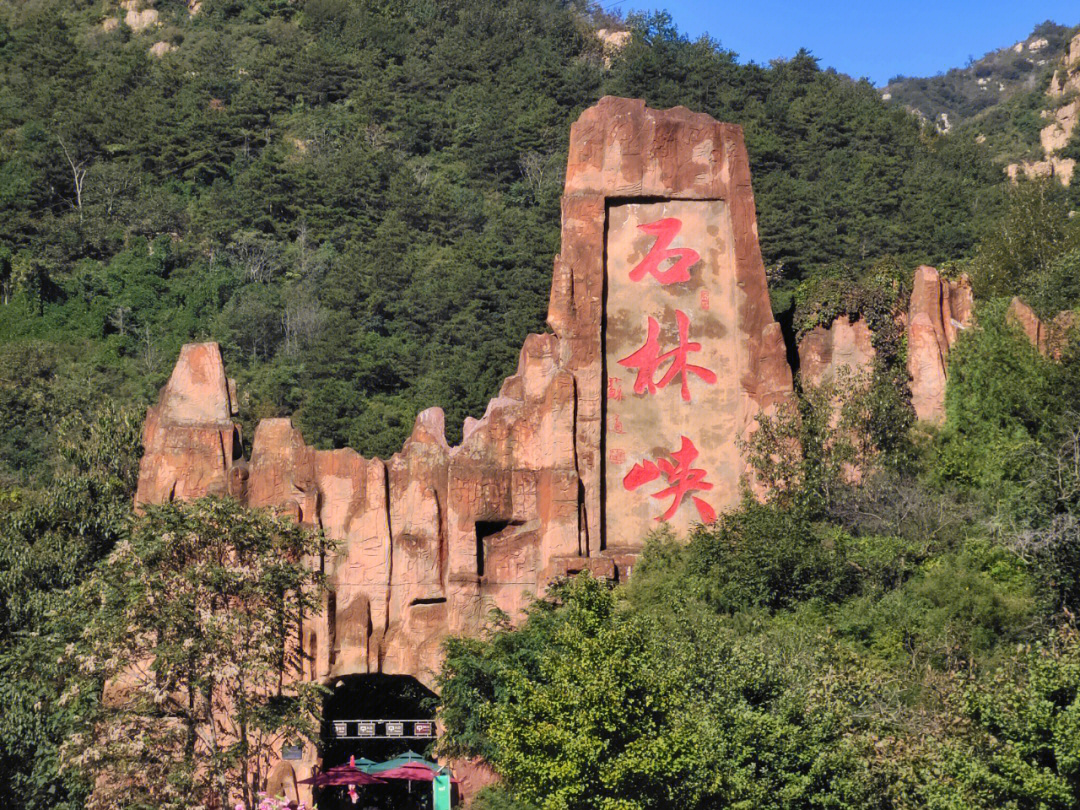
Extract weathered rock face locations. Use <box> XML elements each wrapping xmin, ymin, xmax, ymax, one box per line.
<box><xmin>1007</xmin><ymin>297</ymin><xmax>1077</xmax><ymax>359</ymax></box>
<box><xmin>1041</xmin><ymin>100</ymin><xmax>1080</xmax><ymax>154</ymax></box>
<box><xmin>135</xmin><ymin>97</ymin><xmax>795</xmax><ymax>800</ymax></box>
<box><xmin>384</xmin><ymin>408</ymin><xmax>451</xmax><ymax>679</ymax></box>
<box><xmin>596</xmin><ymin>28</ymin><xmax>631</xmax><ymax>67</ymax></box>
<box><xmin>135</xmin><ymin>342</ymin><xmax>244</xmax><ymax>506</ymax></box>
<box><xmin>121</xmin><ymin>0</ymin><xmax>159</xmax><ymax>32</ymax></box>
<box><xmin>137</xmin><ymin>98</ymin><xmax>793</xmax><ymax>682</ymax></box>
<box><xmin>1008</xmin><ymin>297</ymin><xmax>1044</xmax><ymax>349</ymax></box>
<box><xmin>555</xmin><ymin>97</ymin><xmax>793</xmax><ymax>544</ymax></box>
<box><xmin>797</xmin><ymin>317</ymin><xmax>875</xmax><ymax>387</ymax></box>
<box><xmin>906</xmin><ymin>266</ymin><xmax>973</xmax><ymax>424</ymax></box>
<box><xmin>449</xmin><ymin>333</ymin><xmax>581</xmax><ymax>622</ymax></box>
<box><xmin>149</xmin><ymin>40</ymin><xmax>175</xmax><ymax>58</ymax></box>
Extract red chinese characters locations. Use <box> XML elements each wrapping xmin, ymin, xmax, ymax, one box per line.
<box><xmin>607</xmin><ymin>376</ymin><xmax>624</xmax><ymax>402</ymax></box>
<box><xmin>622</xmin><ymin>436</ymin><xmax>717</xmax><ymax>523</ymax></box>
<box><xmin>617</xmin><ymin>310</ymin><xmax>717</xmax><ymax>401</ymax></box>
<box><xmin>609</xmin><ymin>207</ymin><xmax>724</xmax><ymax>527</ymax></box>
<box><xmin>629</xmin><ymin>218</ymin><xmax>700</xmax><ymax>285</ymax></box>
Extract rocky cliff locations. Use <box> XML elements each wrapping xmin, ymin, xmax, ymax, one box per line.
<box><xmin>1007</xmin><ymin>30</ymin><xmax>1080</xmax><ymax>185</ymax></box>
<box><xmin>795</xmin><ymin>265</ymin><xmax>973</xmax><ymax>425</ymax></box>
<box><xmin>136</xmin><ymin>96</ymin><xmax>793</xmax><ymax>694</ymax></box>
<box><xmin>905</xmin><ymin>266</ymin><xmax>974</xmax><ymax>424</ymax></box>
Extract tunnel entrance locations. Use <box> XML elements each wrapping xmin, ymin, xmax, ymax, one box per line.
<box><xmin>318</xmin><ymin>674</ymin><xmax>441</xmax><ymax>809</ymax></box>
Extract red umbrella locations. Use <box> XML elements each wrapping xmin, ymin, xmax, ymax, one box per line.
<box><xmin>376</xmin><ymin>762</ymin><xmax>461</xmax><ymax>784</ymax></box>
<box><xmin>297</xmin><ymin>764</ymin><xmax>385</xmax><ymax>786</ymax></box>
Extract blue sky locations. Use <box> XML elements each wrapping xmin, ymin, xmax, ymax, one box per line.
<box><xmin>611</xmin><ymin>1</ymin><xmax>1080</xmax><ymax>86</ymax></box>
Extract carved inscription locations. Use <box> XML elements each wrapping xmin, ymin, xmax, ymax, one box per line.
<box><xmin>604</xmin><ymin>201</ymin><xmax>742</xmax><ymax>539</ymax></box>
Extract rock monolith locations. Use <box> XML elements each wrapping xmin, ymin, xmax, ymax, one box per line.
<box><xmin>135</xmin><ymin>96</ymin><xmax>799</xmax><ymax>802</ymax></box>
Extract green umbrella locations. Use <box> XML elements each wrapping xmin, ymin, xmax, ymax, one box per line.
<box><xmin>367</xmin><ymin>750</ymin><xmax>441</xmax><ymax>773</ymax></box>
<box><xmin>349</xmin><ymin>756</ymin><xmax>378</xmax><ymax>773</ymax></box>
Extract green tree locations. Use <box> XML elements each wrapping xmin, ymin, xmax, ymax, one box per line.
<box><xmin>923</xmin><ymin>627</ymin><xmax>1080</xmax><ymax>809</ymax></box>
<box><xmin>438</xmin><ymin>575</ymin><xmax>882</xmax><ymax>810</ymax></box>
<box><xmin>0</xmin><ymin>402</ymin><xmax>142</xmax><ymax>810</ymax></box>
<box><xmin>969</xmin><ymin>180</ymin><xmax>1080</xmax><ymax>310</ymax></box>
<box><xmin>742</xmin><ymin>366</ymin><xmax>905</xmax><ymax>514</ymax></box>
<box><xmin>933</xmin><ymin>300</ymin><xmax>1076</xmax><ymax>521</ymax></box>
<box><xmin>68</xmin><ymin>498</ymin><xmax>328</xmax><ymax>810</ymax></box>
<box><xmin>0</xmin><ymin>0</ymin><xmax>1005</xmax><ymax>459</ymax></box>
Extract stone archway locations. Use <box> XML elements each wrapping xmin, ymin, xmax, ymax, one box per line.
<box><xmin>320</xmin><ymin>673</ymin><xmax>438</xmax><ymax>766</ymax></box>
<box><xmin>317</xmin><ymin>674</ymin><xmax>440</xmax><ymax>810</ymax></box>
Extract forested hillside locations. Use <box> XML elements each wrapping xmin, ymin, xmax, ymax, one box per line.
<box><xmin>0</xmin><ymin>0</ymin><xmax>1004</xmax><ymax>479</ymax></box>
<box><xmin>883</xmin><ymin>21</ymin><xmax>1080</xmax><ymax>174</ymax></box>
<box><xmin>883</xmin><ymin>21</ymin><xmax>1073</xmax><ymax>130</ymax></box>
<box><xmin>7</xmin><ymin>3</ymin><xmax>1080</xmax><ymax>810</ymax></box>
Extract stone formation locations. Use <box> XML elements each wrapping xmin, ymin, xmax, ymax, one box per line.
<box><xmin>133</xmin><ymin>97</ymin><xmax>1068</xmax><ymax>797</ymax></box>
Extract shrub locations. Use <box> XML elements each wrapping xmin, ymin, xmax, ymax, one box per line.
<box><xmin>684</xmin><ymin>501</ymin><xmax>857</xmax><ymax>614</ymax></box>
<box><xmin>923</xmin><ymin>627</ymin><xmax>1080</xmax><ymax>809</ymax></box>
<box><xmin>933</xmin><ymin>300</ymin><xmax>1066</xmax><ymax>521</ymax></box>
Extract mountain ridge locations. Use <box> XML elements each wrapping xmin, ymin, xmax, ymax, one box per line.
<box><xmin>882</xmin><ymin>20</ymin><xmax>1080</xmax><ymax>182</ymax></box>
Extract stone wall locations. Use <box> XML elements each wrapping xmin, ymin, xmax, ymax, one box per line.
<box><xmin>793</xmin><ymin>265</ymin><xmax>973</xmax><ymax>425</ymax></box>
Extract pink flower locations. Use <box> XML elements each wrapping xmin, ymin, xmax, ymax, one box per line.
<box><xmin>235</xmin><ymin>804</ymin><xmax>246</xmax><ymax>810</ymax></box>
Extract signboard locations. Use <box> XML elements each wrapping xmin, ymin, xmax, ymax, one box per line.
<box><xmin>328</xmin><ymin>719</ymin><xmax>436</xmax><ymax>739</ymax></box>
<box><xmin>604</xmin><ymin>201</ymin><xmax>742</xmax><ymax>539</ymax></box>
<box><xmin>281</xmin><ymin>745</ymin><xmax>303</xmax><ymax>761</ymax></box>
<box><xmin>433</xmin><ymin>773</ymin><xmax>452</xmax><ymax>810</ymax></box>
